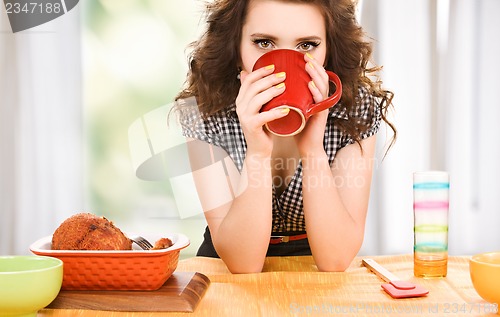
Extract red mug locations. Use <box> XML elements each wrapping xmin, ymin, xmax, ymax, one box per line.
<box><xmin>252</xmin><ymin>49</ymin><xmax>342</xmax><ymax>136</ymax></box>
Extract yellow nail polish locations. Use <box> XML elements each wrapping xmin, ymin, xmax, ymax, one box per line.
<box><xmin>275</xmin><ymin>72</ymin><xmax>286</xmax><ymax>78</ymax></box>
<box><xmin>280</xmin><ymin>107</ymin><xmax>290</xmax><ymax>114</ymax></box>
<box><xmin>275</xmin><ymin>83</ymin><xmax>285</xmax><ymax>89</ymax></box>
<box><xmin>265</xmin><ymin>64</ymin><xmax>275</xmax><ymax>70</ymax></box>
<box><xmin>306</xmin><ymin>53</ymin><xmax>314</xmax><ymax>60</ymax></box>
<box><xmin>310</xmin><ymin>80</ymin><xmax>316</xmax><ymax>88</ymax></box>
<box><xmin>308</xmin><ymin>62</ymin><xmax>315</xmax><ymax>69</ymax></box>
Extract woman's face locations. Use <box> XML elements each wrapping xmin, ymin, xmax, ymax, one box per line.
<box><xmin>240</xmin><ymin>0</ymin><xmax>327</xmax><ymax>72</ymax></box>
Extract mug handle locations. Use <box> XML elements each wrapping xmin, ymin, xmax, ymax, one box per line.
<box><xmin>306</xmin><ymin>71</ymin><xmax>342</xmax><ymax>118</ymax></box>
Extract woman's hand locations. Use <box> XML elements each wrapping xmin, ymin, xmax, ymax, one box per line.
<box><xmin>236</xmin><ymin>65</ymin><xmax>289</xmax><ymax>156</ymax></box>
<box><xmin>294</xmin><ymin>53</ymin><xmax>331</xmax><ymax>157</ymax></box>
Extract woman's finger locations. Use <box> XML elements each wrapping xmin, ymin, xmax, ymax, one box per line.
<box><xmin>304</xmin><ymin>53</ymin><xmax>329</xmax><ymax>100</ymax></box>
<box><xmin>237</xmin><ymin>67</ymin><xmax>286</xmax><ymax>114</ymax></box>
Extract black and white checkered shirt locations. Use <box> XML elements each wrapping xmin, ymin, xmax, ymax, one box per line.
<box><xmin>178</xmin><ymin>86</ymin><xmax>381</xmax><ymax>233</ymax></box>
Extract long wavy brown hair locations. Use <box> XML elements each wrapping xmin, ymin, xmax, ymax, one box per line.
<box><xmin>176</xmin><ymin>0</ymin><xmax>396</xmax><ymax>148</ymax></box>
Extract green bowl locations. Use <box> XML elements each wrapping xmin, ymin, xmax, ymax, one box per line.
<box><xmin>0</xmin><ymin>256</ymin><xmax>63</xmax><ymax>317</ymax></box>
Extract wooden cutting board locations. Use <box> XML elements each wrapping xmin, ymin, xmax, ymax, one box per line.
<box><xmin>47</xmin><ymin>272</ymin><xmax>210</xmax><ymax>312</ymax></box>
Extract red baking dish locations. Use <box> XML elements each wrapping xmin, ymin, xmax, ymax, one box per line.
<box><xmin>30</xmin><ymin>232</ymin><xmax>189</xmax><ymax>291</ymax></box>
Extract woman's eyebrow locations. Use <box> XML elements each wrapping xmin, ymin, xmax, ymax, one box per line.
<box><xmin>250</xmin><ymin>33</ymin><xmax>322</xmax><ymax>43</ymax></box>
<box><xmin>249</xmin><ymin>33</ymin><xmax>277</xmax><ymax>41</ymax></box>
<box><xmin>296</xmin><ymin>36</ymin><xmax>323</xmax><ymax>42</ymax></box>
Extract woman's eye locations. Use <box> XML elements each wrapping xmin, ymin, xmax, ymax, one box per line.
<box><xmin>297</xmin><ymin>41</ymin><xmax>320</xmax><ymax>52</ymax></box>
<box><xmin>253</xmin><ymin>39</ymin><xmax>274</xmax><ymax>49</ymax></box>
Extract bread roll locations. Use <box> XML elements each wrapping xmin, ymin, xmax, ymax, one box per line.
<box><xmin>51</xmin><ymin>213</ymin><xmax>132</xmax><ymax>250</ymax></box>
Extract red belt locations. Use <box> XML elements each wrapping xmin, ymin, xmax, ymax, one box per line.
<box><xmin>269</xmin><ymin>233</ymin><xmax>308</xmax><ymax>244</ymax></box>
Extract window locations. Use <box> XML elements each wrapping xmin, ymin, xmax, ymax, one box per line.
<box><xmin>83</xmin><ymin>0</ymin><xmax>206</xmax><ymax>257</ymax></box>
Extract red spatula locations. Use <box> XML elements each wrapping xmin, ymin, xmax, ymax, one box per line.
<box><xmin>362</xmin><ymin>258</ymin><xmax>429</xmax><ymax>299</ymax></box>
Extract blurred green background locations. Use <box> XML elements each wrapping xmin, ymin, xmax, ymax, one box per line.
<box><xmin>82</xmin><ymin>0</ymin><xmax>206</xmax><ymax>257</ymax></box>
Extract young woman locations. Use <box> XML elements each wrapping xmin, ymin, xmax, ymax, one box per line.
<box><xmin>175</xmin><ymin>0</ymin><xmax>395</xmax><ymax>273</ymax></box>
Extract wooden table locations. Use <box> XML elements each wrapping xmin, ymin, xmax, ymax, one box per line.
<box><xmin>39</xmin><ymin>254</ymin><xmax>498</xmax><ymax>317</ymax></box>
